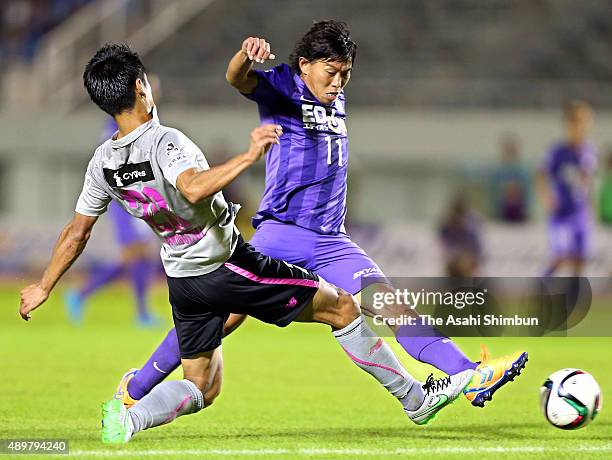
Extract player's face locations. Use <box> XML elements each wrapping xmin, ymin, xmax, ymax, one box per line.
<box><xmin>566</xmin><ymin>107</ymin><xmax>593</xmax><ymax>145</ymax></box>
<box><xmin>299</xmin><ymin>58</ymin><xmax>352</xmax><ymax>104</ymax></box>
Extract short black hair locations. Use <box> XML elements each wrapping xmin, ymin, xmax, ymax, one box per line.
<box><xmin>83</xmin><ymin>43</ymin><xmax>146</xmax><ymax>116</ymax></box>
<box><xmin>289</xmin><ymin>20</ymin><xmax>357</xmax><ymax>73</ymax></box>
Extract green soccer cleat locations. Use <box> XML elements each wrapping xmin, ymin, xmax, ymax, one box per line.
<box><xmin>405</xmin><ymin>369</ymin><xmax>474</xmax><ymax>425</ymax></box>
<box><xmin>101</xmin><ymin>398</ymin><xmax>133</xmax><ymax>443</ymax></box>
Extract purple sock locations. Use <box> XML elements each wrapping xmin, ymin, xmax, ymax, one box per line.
<box><xmin>79</xmin><ymin>263</ymin><xmax>124</xmax><ymax>299</ymax></box>
<box><xmin>129</xmin><ymin>258</ymin><xmax>153</xmax><ymax>318</ymax></box>
<box><xmin>396</xmin><ymin>325</ymin><xmax>477</xmax><ymax>375</ymax></box>
<box><xmin>127</xmin><ymin>328</ymin><xmax>181</xmax><ymax>399</ymax></box>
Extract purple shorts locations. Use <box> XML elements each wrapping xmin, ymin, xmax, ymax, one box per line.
<box><xmin>108</xmin><ymin>201</ymin><xmax>150</xmax><ymax>247</ymax></box>
<box><xmin>250</xmin><ymin>219</ymin><xmax>388</xmax><ymax>295</ymax></box>
<box><xmin>548</xmin><ymin>212</ymin><xmax>592</xmax><ymax>259</ymax></box>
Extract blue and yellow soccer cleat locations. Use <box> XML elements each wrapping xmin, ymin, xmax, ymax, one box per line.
<box><xmin>464</xmin><ymin>344</ymin><xmax>528</xmax><ymax>407</ymax></box>
<box><xmin>114</xmin><ymin>368</ymin><xmax>139</xmax><ymax>409</ymax></box>
<box><xmin>101</xmin><ymin>399</ymin><xmax>132</xmax><ymax>443</ymax></box>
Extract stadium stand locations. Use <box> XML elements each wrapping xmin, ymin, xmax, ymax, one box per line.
<box><xmin>1</xmin><ymin>0</ymin><xmax>611</xmax><ymax>108</ymax></box>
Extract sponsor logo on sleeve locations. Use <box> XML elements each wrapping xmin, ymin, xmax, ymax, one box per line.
<box><xmin>352</xmin><ymin>267</ymin><xmax>385</xmax><ymax>280</ymax></box>
<box><xmin>165</xmin><ymin>142</ymin><xmax>180</xmax><ymax>155</ymax></box>
<box><xmin>103</xmin><ymin>161</ymin><xmax>155</xmax><ymax>188</ymax></box>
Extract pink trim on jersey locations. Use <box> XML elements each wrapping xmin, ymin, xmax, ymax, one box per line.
<box><xmin>224</xmin><ymin>262</ymin><xmax>319</xmax><ymax>289</ymax></box>
<box><xmin>342</xmin><ymin>347</ymin><xmax>405</xmax><ymax>378</ymax></box>
<box><xmin>165</xmin><ymin>227</ymin><xmax>207</xmax><ymax>246</ymax></box>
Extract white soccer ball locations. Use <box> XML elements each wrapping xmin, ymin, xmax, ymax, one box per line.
<box><xmin>540</xmin><ymin>368</ymin><xmax>602</xmax><ymax>429</ymax></box>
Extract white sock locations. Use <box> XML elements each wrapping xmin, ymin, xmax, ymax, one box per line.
<box><xmin>333</xmin><ymin>316</ymin><xmax>415</xmax><ymax>398</ymax></box>
<box><xmin>400</xmin><ymin>381</ymin><xmax>425</xmax><ymax>411</ymax></box>
<box><xmin>128</xmin><ymin>379</ymin><xmax>204</xmax><ymax>434</ymax></box>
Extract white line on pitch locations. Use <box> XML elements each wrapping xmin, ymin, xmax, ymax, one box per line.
<box><xmin>69</xmin><ymin>445</ymin><xmax>612</xmax><ymax>457</ymax></box>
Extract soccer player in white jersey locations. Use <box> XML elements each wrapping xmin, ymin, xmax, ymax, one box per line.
<box><xmin>18</xmin><ymin>44</ymin><xmax>473</xmax><ymax>443</ymax></box>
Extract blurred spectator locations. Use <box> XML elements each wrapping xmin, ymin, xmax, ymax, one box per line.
<box><xmin>489</xmin><ymin>134</ymin><xmax>531</xmax><ymax>222</ymax></box>
<box><xmin>537</xmin><ymin>100</ymin><xmax>596</xmax><ymax>277</ymax></box>
<box><xmin>438</xmin><ymin>196</ymin><xmax>483</xmax><ymax>277</ymax></box>
<box><xmin>598</xmin><ymin>148</ymin><xmax>612</xmax><ymax>224</ymax></box>
<box><xmin>0</xmin><ymin>0</ymin><xmax>94</xmax><ymax>63</ymax></box>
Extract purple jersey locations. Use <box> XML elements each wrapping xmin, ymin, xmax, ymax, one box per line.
<box><xmin>244</xmin><ymin>64</ymin><xmax>348</xmax><ymax>235</ymax></box>
<box><xmin>542</xmin><ymin>141</ymin><xmax>597</xmax><ymax>219</ymax></box>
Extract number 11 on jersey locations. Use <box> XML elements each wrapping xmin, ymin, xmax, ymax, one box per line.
<box><xmin>325</xmin><ymin>135</ymin><xmax>343</xmax><ymax>166</ymax></box>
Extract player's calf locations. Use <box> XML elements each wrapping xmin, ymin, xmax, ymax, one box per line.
<box><xmin>182</xmin><ymin>348</ymin><xmax>224</xmax><ymax>406</ymax></box>
<box><xmin>298</xmin><ymin>279</ymin><xmax>469</xmax><ymax>423</ymax></box>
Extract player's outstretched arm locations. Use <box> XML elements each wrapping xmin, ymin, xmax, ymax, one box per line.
<box><xmin>19</xmin><ymin>213</ymin><xmax>97</xmax><ymax>321</ymax></box>
<box><xmin>176</xmin><ymin>124</ymin><xmax>282</xmax><ymax>204</ymax></box>
<box><xmin>226</xmin><ymin>37</ymin><xmax>275</xmax><ymax>94</ymax></box>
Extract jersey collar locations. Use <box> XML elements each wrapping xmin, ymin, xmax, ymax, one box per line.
<box><xmin>110</xmin><ymin>107</ymin><xmax>159</xmax><ymax>149</ymax></box>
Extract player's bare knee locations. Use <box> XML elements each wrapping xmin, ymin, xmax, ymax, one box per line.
<box><xmin>311</xmin><ymin>281</ymin><xmax>359</xmax><ymax>328</ymax></box>
<box><xmin>323</xmin><ymin>289</ymin><xmax>359</xmax><ymax>328</ymax></box>
<box><xmin>184</xmin><ymin>374</ymin><xmax>209</xmax><ymax>394</ymax></box>
<box><xmin>336</xmin><ymin>291</ymin><xmax>360</xmax><ymax>326</ymax></box>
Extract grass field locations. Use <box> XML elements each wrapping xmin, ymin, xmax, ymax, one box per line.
<box><xmin>1</xmin><ymin>282</ymin><xmax>610</xmax><ymax>459</ymax></box>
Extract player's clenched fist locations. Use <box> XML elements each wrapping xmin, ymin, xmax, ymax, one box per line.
<box><xmin>241</xmin><ymin>37</ymin><xmax>275</xmax><ymax>63</ymax></box>
<box><xmin>246</xmin><ymin>124</ymin><xmax>282</xmax><ymax>162</ymax></box>
<box><xmin>19</xmin><ymin>283</ymin><xmax>48</xmax><ymax>321</ymax></box>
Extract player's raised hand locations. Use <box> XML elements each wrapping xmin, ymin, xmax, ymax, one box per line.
<box><xmin>19</xmin><ymin>283</ymin><xmax>49</xmax><ymax>321</ymax></box>
<box><xmin>242</xmin><ymin>37</ymin><xmax>275</xmax><ymax>63</ymax></box>
<box><xmin>246</xmin><ymin>124</ymin><xmax>282</xmax><ymax>162</ymax></box>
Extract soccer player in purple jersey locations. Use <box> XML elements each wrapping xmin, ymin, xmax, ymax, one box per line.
<box><xmin>538</xmin><ymin>101</ymin><xmax>597</xmax><ymax>277</ymax></box>
<box><xmin>116</xmin><ymin>21</ymin><xmax>527</xmax><ymax>411</ymax></box>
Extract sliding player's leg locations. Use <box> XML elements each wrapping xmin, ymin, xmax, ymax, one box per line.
<box><xmin>102</xmin><ymin>348</ymin><xmax>219</xmax><ymax>443</ymax></box>
<box><xmin>293</xmin><ymin>277</ymin><xmax>473</xmax><ymax>424</ymax></box>
<box><xmin>358</xmin><ymin>282</ymin><xmax>527</xmax><ymax>408</ymax></box>
<box><xmin>115</xmin><ymin>314</ymin><xmax>245</xmax><ymax>408</ymax></box>
<box><xmin>103</xmin><ymin>279</ymin><xmax>231</xmax><ymax>443</ymax></box>
<box><xmin>359</xmin><ymin>282</ymin><xmax>478</xmax><ymax>376</ymax></box>
<box><xmin>274</xmin><ymin>225</ymin><xmax>479</xmax><ymax>374</ymax></box>
<box><xmin>307</xmin><ymin>233</ymin><xmax>527</xmax><ymax>408</ymax></box>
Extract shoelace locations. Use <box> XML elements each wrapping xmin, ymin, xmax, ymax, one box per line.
<box><xmin>421</xmin><ymin>373</ymin><xmax>452</xmax><ymax>396</ymax></box>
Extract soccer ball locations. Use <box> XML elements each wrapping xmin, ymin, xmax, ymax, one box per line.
<box><xmin>540</xmin><ymin>368</ymin><xmax>602</xmax><ymax>429</ymax></box>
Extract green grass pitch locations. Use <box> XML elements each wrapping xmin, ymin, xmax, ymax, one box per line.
<box><xmin>1</xmin><ymin>283</ymin><xmax>610</xmax><ymax>459</ymax></box>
